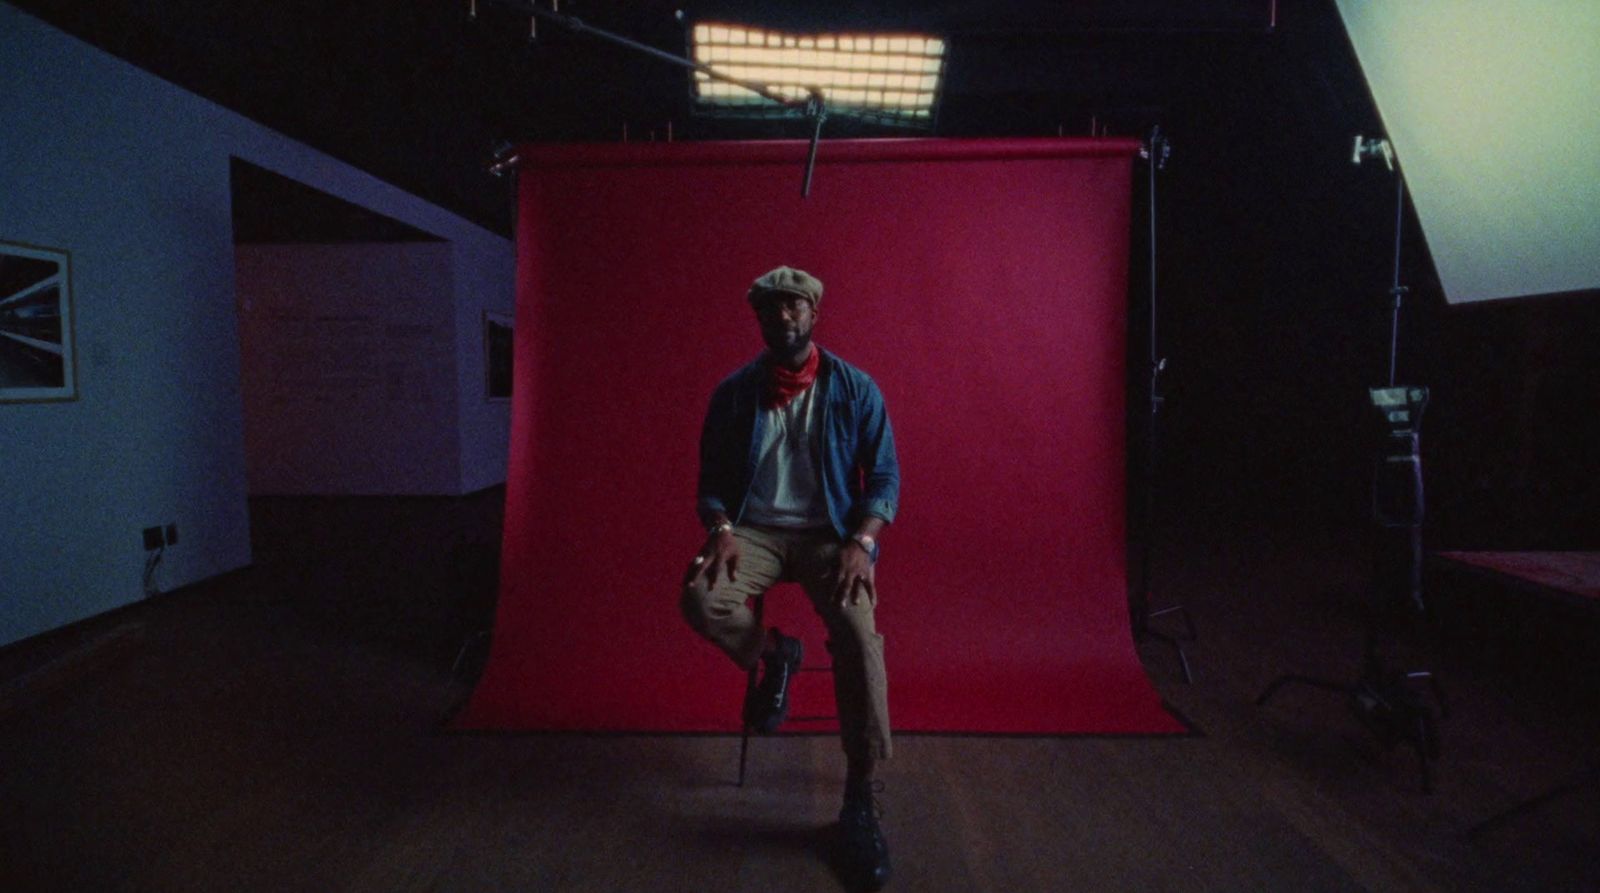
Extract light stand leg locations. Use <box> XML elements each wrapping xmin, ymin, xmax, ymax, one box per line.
<box><xmin>451</xmin><ymin>629</ymin><xmax>492</xmax><ymax>679</ymax></box>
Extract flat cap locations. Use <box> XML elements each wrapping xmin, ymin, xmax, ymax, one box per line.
<box><xmin>747</xmin><ymin>265</ymin><xmax>823</xmax><ymax>308</ymax></box>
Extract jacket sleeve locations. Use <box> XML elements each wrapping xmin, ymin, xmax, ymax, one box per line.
<box><xmin>855</xmin><ymin>381</ymin><xmax>900</xmax><ymax>524</ymax></box>
<box><xmin>696</xmin><ymin>382</ymin><xmax>734</xmax><ymax>522</ymax></box>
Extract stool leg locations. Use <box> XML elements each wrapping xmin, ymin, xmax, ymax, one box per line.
<box><xmin>736</xmin><ymin>594</ymin><xmax>764</xmax><ymax>789</ymax></box>
<box><xmin>738</xmin><ymin>663</ymin><xmax>756</xmax><ymax>787</ymax></box>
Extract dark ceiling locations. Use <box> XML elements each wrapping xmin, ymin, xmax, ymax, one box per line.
<box><xmin>12</xmin><ymin>0</ymin><xmax>1283</xmax><ymax>236</ymax></box>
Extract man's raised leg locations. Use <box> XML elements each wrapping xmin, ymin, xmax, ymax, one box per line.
<box><xmin>680</xmin><ymin>526</ymin><xmax>804</xmax><ymax>732</ymax></box>
<box><xmin>679</xmin><ymin>526</ymin><xmax>783</xmax><ymax>669</ymax></box>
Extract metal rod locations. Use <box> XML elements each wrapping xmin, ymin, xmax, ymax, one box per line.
<box><xmin>1149</xmin><ymin>126</ymin><xmax>1161</xmax><ymax>387</ymax></box>
<box><xmin>489</xmin><ymin>0</ymin><xmax>802</xmax><ymax>109</ymax></box>
<box><xmin>1387</xmin><ymin>170</ymin><xmax>1406</xmax><ymax>387</ymax></box>
<box><xmin>1140</xmin><ymin>127</ymin><xmax>1160</xmax><ymax>630</ymax></box>
<box><xmin>484</xmin><ymin>1</ymin><xmax>833</xmax><ymax>194</ymax></box>
<box><xmin>802</xmin><ymin>91</ymin><xmax>826</xmax><ymax>197</ymax></box>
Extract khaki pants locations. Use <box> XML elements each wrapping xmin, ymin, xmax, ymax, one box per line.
<box><xmin>680</xmin><ymin>524</ymin><xmax>891</xmax><ymax>761</ymax></box>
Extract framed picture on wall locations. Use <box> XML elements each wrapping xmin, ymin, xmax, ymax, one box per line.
<box><xmin>1</xmin><ymin>241</ymin><xmax>77</xmax><ymax>403</ymax></box>
<box><xmin>484</xmin><ymin>309</ymin><xmax>514</xmax><ymax>401</ymax></box>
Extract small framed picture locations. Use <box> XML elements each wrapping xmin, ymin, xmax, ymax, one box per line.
<box><xmin>1</xmin><ymin>241</ymin><xmax>77</xmax><ymax>403</ymax></box>
<box><xmin>484</xmin><ymin>309</ymin><xmax>514</xmax><ymax>401</ymax></box>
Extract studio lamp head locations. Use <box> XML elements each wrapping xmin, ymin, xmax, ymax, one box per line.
<box><xmin>1352</xmin><ymin>135</ymin><xmax>1395</xmax><ymax>171</ymax></box>
<box><xmin>1369</xmin><ymin>385</ymin><xmax>1428</xmax><ymax>436</ymax></box>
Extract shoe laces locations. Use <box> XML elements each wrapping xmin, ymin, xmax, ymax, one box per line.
<box><xmin>843</xmin><ymin>780</ymin><xmax>886</xmax><ymax>826</ymax></box>
<box><xmin>761</xmin><ymin>630</ymin><xmax>800</xmax><ymax>669</ymax></box>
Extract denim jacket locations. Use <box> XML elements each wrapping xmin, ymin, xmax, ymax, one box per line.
<box><xmin>697</xmin><ymin>348</ymin><xmax>900</xmax><ymax>544</ymax></box>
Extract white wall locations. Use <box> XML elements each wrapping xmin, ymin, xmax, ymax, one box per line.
<box><xmin>236</xmin><ymin>243</ymin><xmax>462</xmax><ymax>495</ymax></box>
<box><xmin>0</xmin><ymin>2</ymin><xmax>513</xmax><ymax>647</ymax></box>
<box><xmin>1335</xmin><ymin>0</ymin><xmax>1600</xmax><ymax>303</ymax></box>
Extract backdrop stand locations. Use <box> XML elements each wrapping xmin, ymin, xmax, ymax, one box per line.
<box><xmin>1132</xmin><ymin>125</ymin><xmax>1197</xmax><ymax>683</ymax></box>
<box><xmin>454</xmin><ymin>138</ymin><xmax>1185</xmax><ymax>735</ymax></box>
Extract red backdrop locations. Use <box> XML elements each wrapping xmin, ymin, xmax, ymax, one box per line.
<box><xmin>455</xmin><ymin>138</ymin><xmax>1184</xmax><ymax>735</ymax></box>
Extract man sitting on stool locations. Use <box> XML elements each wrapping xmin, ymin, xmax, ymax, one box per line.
<box><xmin>681</xmin><ymin>265</ymin><xmax>900</xmax><ymax>890</ymax></box>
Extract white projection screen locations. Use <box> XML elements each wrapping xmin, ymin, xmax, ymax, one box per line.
<box><xmin>1335</xmin><ymin>1</ymin><xmax>1600</xmax><ymax>304</ymax></box>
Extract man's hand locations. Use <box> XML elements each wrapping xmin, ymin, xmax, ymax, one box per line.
<box><xmin>833</xmin><ymin>539</ymin><xmax>876</xmax><ymax>607</ymax></box>
<box><xmin>684</xmin><ymin>529</ymin><xmax>740</xmax><ymax>591</ymax></box>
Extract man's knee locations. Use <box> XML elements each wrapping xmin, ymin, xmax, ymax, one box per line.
<box><xmin>826</xmin><ymin>603</ymin><xmax>880</xmax><ymax>652</ymax></box>
<box><xmin>680</xmin><ymin>580</ymin><xmax>713</xmax><ymax>633</ymax></box>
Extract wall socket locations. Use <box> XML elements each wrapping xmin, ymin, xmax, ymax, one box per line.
<box><xmin>142</xmin><ymin>523</ymin><xmax>178</xmax><ymax>550</ymax></box>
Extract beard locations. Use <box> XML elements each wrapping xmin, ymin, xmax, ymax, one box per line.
<box><xmin>762</xmin><ymin>324</ymin><xmax>813</xmax><ymax>357</ymax></box>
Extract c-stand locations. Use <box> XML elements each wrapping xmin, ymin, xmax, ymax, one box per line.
<box><xmin>1256</xmin><ymin>137</ymin><xmax>1447</xmax><ymax>793</ymax></box>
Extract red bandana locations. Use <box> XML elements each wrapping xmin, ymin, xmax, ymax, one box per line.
<box><xmin>764</xmin><ymin>345</ymin><xmax>820</xmax><ymax>409</ymax></box>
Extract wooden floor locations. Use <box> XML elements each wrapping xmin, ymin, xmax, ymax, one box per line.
<box><xmin>2</xmin><ymin>492</ymin><xmax>1596</xmax><ymax>892</ymax></box>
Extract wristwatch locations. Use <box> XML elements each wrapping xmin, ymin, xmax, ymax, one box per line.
<box><xmin>849</xmin><ymin>533</ymin><xmax>875</xmax><ymax>553</ymax></box>
<box><xmin>708</xmin><ymin>521</ymin><xmax>734</xmax><ymax>537</ymax></box>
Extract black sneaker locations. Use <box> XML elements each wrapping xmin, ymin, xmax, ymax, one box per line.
<box><xmin>743</xmin><ymin>630</ymin><xmax>802</xmax><ymax>733</ymax></box>
<box><xmin>839</xmin><ymin>782</ymin><xmax>892</xmax><ymax>890</ymax></box>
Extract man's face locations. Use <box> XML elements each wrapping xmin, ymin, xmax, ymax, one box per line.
<box><xmin>753</xmin><ymin>292</ymin><xmax>818</xmax><ymax>354</ymax></box>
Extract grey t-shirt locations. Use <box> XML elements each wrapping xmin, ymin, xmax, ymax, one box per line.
<box><xmin>741</xmin><ymin>383</ymin><xmax>831</xmax><ymax>528</ymax></box>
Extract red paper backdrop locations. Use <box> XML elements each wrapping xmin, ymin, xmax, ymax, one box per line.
<box><xmin>455</xmin><ymin>138</ymin><xmax>1184</xmax><ymax>735</ymax></box>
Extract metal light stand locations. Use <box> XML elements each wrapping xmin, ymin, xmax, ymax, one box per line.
<box><xmin>475</xmin><ymin>0</ymin><xmax>836</xmax><ymax>196</ymax></box>
<box><xmin>1257</xmin><ymin>137</ymin><xmax>1447</xmax><ymax>793</ymax></box>
<box><xmin>1132</xmin><ymin>125</ymin><xmax>1198</xmax><ymax>683</ymax></box>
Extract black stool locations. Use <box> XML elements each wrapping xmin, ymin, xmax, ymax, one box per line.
<box><xmin>738</xmin><ymin>593</ymin><xmax>836</xmax><ymax>787</ymax></box>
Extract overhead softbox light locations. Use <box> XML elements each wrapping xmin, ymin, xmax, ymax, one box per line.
<box><xmin>690</xmin><ymin>23</ymin><xmax>946</xmax><ymax>128</ymax></box>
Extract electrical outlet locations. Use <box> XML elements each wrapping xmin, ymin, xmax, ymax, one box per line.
<box><xmin>142</xmin><ymin>526</ymin><xmax>163</xmax><ymax>551</ymax></box>
<box><xmin>164</xmin><ymin>523</ymin><xmax>178</xmax><ymax>546</ymax></box>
